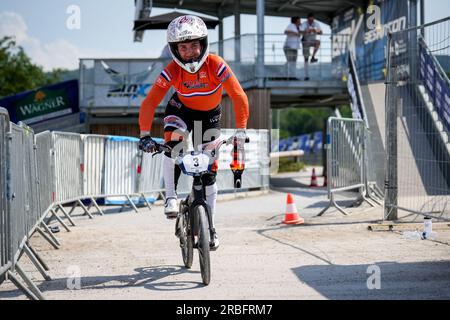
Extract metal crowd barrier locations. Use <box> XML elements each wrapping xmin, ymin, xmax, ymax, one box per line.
<box><xmin>318</xmin><ymin>117</ymin><xmax>381</xmax><ymax>216</ymax></box>
<box><xmin>176</xmin><ymin>129</ymin><xmax>270</xmax><ymax>195</ymax></box>
<box><xmin>137</xmin><ymin>150</ymin><xmax>165</xmax><ymax>204</ymax></box>
<box><xmin>103</xmin><ymin>136</ymin><xmax>141</xmax><ymax>210</ymax></box>
<box><xmin>0</xmin><ymin>114</ymin><xmax>270</xmax><ymax>299</ymax></box>
<box><xmin>82</xmin><ymin>135</ymin><xmax>105</xmax><ymax>197</ymax></box>
<box><xmin>0</xmin><ymin>111</ymin><xmax>48</xmax><ymax>299</ymax></box>
<box><xmin>385</xmin><ymin>17</ymin><xmax>450</xmax><ymax>221</ymax></box>
<box><xmin>0</xmin><ymin>109</ymin><xmax>11</xmax><ymax>282</ymax></box>
<box><xmin>53</xmin><ymin>132</ymin><xmax>83</xmax><ymax>203</ymax></box>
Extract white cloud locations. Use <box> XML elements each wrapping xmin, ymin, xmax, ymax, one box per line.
<box><xmin>0</xmin><ymin>11</ymin><xmax>28</xmax><ymax>44</ymax></box>
<box><xmin>24</xmin><ymin>38</ymin><xmax>83</xmax><ymax>71</ymax></box>
<box><xmin>0</xmin><ymin>11</ymin><xmax>109</xmax><ymax>71</ymax></box>
<box><xmin>0</xmin><ymin>11</ymin><xmax>164</xmax><ymax>71</ymax></box>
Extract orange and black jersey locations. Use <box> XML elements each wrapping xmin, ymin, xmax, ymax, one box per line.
<box><xmin>139</xmin><ymin>54</ymin><xmax>249</xmax><ymax>131</ymax></box>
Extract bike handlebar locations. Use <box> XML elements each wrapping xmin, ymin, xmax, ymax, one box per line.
<box><xmin>149</xmin><ymin>136</ymin><xmax>250</xmax><ymax>158</ymax></box>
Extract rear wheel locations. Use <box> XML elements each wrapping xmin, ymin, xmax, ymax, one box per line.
<box><xmin>196</xmin><ymin>205</ymin><xmax>211</xmax><ymax>285</ymax></box>
<box><xmin>179</xmin><ymin>204</ymin><xmax>193</xmax><ymax>268</ymax></box>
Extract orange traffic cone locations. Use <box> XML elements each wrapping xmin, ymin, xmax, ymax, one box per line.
<box><xmin>310</xmin><ymin>168</ymin><xmax>319</xmax><ymax>187</ymax></box>
<box><xmin>282</xmin><ymin>193</ymin><xmax>304</xmax><ymax>225</ymax></box>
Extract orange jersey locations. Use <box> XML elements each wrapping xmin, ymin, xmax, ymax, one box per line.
<box><xmin>139</xmin><ymin>54</ymin><xmax>249</xmax><ymax>131</ymax></box>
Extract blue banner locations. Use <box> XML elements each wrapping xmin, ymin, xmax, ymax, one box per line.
<box><xmin>0</xmin><ymin>80</ymin><xmax>79</xmax><ymax>125</ymax></box>
<box><xmin>332</xmin><ymin>0</ymin><xmax>409</xmax><ymax>82</ymax></box>
<box><xmin>420</xmin><ymin>42</ymin><xmax>450</xmax><ymax>132</ymax></box>
<box><xmin>443</xmin><ymin>83</ymin><xmax>450</xmax><ymax>132</ymax></box>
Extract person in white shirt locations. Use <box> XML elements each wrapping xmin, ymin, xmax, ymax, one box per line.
<box><xmin>299</xmin><ymin>13</ymin><xmax>323</xmax><ymax>80</ymax></box>
<box><xmin>283</xmin><ymin>16</ymin><xmax>301</xmax><ymax>79</ymax></box>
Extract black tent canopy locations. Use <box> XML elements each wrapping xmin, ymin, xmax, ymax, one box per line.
<box><xmin>142</xmin><ymin>0</ymin><xmax>368</xmax><ymax>24</ymax></box>
<box><xmin>133</xmin><ymin>11</ymin><xmax>220</xmax><ymax>31</ymax></box>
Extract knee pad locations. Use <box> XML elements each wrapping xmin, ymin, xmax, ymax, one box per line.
<box><xmin>164</xmin><ymin>131</ymin><xmax>187</xmax><ymax>158</ymax></box>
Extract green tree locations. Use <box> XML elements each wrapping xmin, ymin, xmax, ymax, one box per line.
<box><xmin>278</xmin><ymin>108</ymin><xmax>332</xmax><ymax>136</ymax></box>
<box><xmin>273</xmin><ymin>105</ymin><xmax>354</xmax><ymax>138</ymax></box>
<box><xmin>0</xmin><ymin>36</ymin><xmax>67</xmax><ymax>98</ymax></box>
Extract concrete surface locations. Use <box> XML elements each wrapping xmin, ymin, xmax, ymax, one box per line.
<box><xmin>1</xmin><ymin>171</ymin><xmax>449</xmax><ymax>300</ymax></box>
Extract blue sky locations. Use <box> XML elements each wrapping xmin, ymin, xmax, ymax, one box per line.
<box><xmin>0</xmin><ymin>0</ymin><xmax>449</xmax><ymax>71</ymax></box>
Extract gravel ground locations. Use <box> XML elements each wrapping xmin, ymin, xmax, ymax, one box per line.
<box><xmin>1</xmin><ymin>171</ymin><xmax>449</xmax><ymax>300</ymax></box>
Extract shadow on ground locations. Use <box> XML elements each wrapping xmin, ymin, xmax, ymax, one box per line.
<box><xmin>0</xmin><ymin>265</ymin><xmax>204</xmax><ymax>299</ymax></box>
<box><xmin>292</xmin><ymin>261</ymin><xmax>450</xmax><ymax>299</ymax></box>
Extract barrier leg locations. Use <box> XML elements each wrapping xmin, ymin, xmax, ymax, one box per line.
<box><xmin>317</xmin><ymin>201</ymin><xmax>332</xmax><ymax>217</ymax></box>
<box><xmin>362</xmin><ymin>195</ymin><xmax>377</xmax><ymax>207</ymax></box>
<box><xmin>86</xmin><ymin>201</ymin><xmax>94</xmax><ymax>213</ymax></box>
<box><xmin>58</xmin><ymin>204</ymin><xmax>76</xmax><ymax>226</ymax></box>
<box><xmin>27</xmin><ymin>243</ymin><xmax>50</xmax><ymax>271</ymax></box>
<box><xmin>141</xmin><ymin>193</ymin><xmax>152</xmax><ymax>211</ymax></box>
<box><xmin>14</xmin><ymin>263</ymin><xmax>45</xmax><ymax>300</ymax></box>
<box><xmin>6</xmin><ymin>270</ymin><xmax>39</xmax><ymax>300</ymax></box>
<box><xmin>126</xmin><ymin>195</ymin><xmax>139</xmax><ymax>213</ymax></box>
<box><xmin>367</xmin><ymin>190</ymin><xmax>383</xmax><ymax>206</ymax></box>
<box><xmin>40</xmin><ymin>222</ymin><xmax>61</xmax><ymax>247</ymax></box>
<box><xmin>68</xmin><ymin>202</ymin><xmax>78</xmax><ymax>216</ymax></box>
<box><xmin>317</xmin><ymin>193</ymin><xmax>348</xmax><ymax>217</ymax></box>
<box><xmin>36</xmin><ymin>227</ymin><xmax>60</xmax><ymax>250</ymax></box>
<box><xmin>372</xmin><ymin>184</ymin><xmax>385</xmax><ymax>200</ymax></box>
<box><xmin>43</xmin><ymin>209</ymin><xmax>57</xmax><ymax>226</ymax></box>
<box><xmin>90</xmin><ymin>197</ymin><xmax>104</xmax><ymax>216</ymax></box>
<box><xmin>23</xmin><ymin>244</ymin><xmax>51</xmax><ymax>281</ymax></box>
<box><xmin>332</xmin><ymin>194</ymin><xmax>349</xmax><ymax>216</ymax></box>
<box><xmin>78</xmin><ymin>200</ymin><xmax>93</xmax><ymax>219</ymax></box>
<box><xmin>51</xmin><ymin>209</ymin><xmax>71</xmax><ymax>232</ymax></box>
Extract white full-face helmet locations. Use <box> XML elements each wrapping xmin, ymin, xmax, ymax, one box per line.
<box><xmin>167</xmin><ymin>15</ymin><xmax>209</xmax><ymax>74</ymax></box>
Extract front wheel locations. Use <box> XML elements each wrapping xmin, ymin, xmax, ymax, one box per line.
<box><xmin>179</xmin><ymin>205</ymin><xmax>193</xmax><ymax>268</ymax></box>
<box><xmin>196</xmin><ymin>205</ymin><xmax>211</xmax><ymax>285</ymax></box>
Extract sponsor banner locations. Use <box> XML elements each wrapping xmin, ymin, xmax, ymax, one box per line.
<box><xmin>332</xmin><ymin>0</ymin><xmax>408</xmax><ymax>82</ymax></box>
<box><xmin>347</xmin><ymin>54</ymin><xmax>364</xmax><ymax>120</ymax></box>
<box><xmin>86</xmin><ymin>60</ymin><xmax>161</xmax><ymax>108</ymax></box>
<box><xmin>420</xmin><ymin>42</ymin><xmax>450</xmax><ymax>131</ymax></box>
<box><xmin>441</xmin><ymin>78</ymin><xmax>450</xmax><ymax>132</ymax></box>
<box><xmin>0</xmin><ymin>80</ymin><xmax>79</xmax><ymax>125</ymax></box>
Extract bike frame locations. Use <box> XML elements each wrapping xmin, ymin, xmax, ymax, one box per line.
<box><xmin>185</xmin><ymin>175</ymin><xmax>215</xmax><ymax>245</ymax></box>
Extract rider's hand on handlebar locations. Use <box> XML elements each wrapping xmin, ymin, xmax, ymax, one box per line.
<box><xmin>138</xmin><ymin>135</ymin><xmax>158</xmax><ymax>153</ymax></box>
<box><xmin>232</xmin><ymin>129</ymin><xmax>249</xmax><ymax>148</ymax></box>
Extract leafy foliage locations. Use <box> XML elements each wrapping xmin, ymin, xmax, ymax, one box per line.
<box><xmin>273</xmin><ymin>105</ymin><xmax>353</xmax><ymax>139</ymax></box>
<box><xmin>0</xmin><ymin>36</ymin><xmax>71</xmax><ymax>98</ymax></box>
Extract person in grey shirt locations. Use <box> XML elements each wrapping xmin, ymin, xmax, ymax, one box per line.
<box><xmin>299</xmin><ymin>13</ymin><xmax>323</xmax><ymax>80</ymax></box>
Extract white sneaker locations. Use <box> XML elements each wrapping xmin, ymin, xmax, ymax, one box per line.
<box><xmin>210</xmin><ymin>233</ymin><xmax>219</xmax><ymax>251</ymax></box>
<box><xmin>164</xmin><ymin>197</ymin><xmax>178</xmax><ymax>219</ymax></box>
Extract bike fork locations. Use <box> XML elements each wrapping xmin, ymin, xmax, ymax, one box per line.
<box><xmin>204</xmin><ymin>203</ymin><xmax>215</xmax><ymax>241</ymax></box>
<box><xmin>192</xmin><ymin>178</ymin><xmax>215</xmax><ymax>243</ymax></box>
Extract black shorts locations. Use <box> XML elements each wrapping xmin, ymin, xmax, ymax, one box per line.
<box><xmin>163</xmin><ymin>92</ymin><xmax>222</xmax><ymax>146</ymax></box>
<box><xmin>164</xmin><ymin>93</ymin><xmax>221</xmax><ymax>185</ymax></box>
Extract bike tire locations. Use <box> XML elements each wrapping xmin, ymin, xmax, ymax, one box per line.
<box><xmin>196</xmin><ymin>205</ymin><xmax>211</xmax><ymax>285</ymax></box>
<box><xmin>179</xmin><ymin>207</ymin><xmax>193</xmax><ymax>269</ymax></box>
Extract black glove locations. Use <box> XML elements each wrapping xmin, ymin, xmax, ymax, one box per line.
<box><xmin>139</xmin><ymin>135</ymin><xmax>157</xmax><ymax>153</ymax></box>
